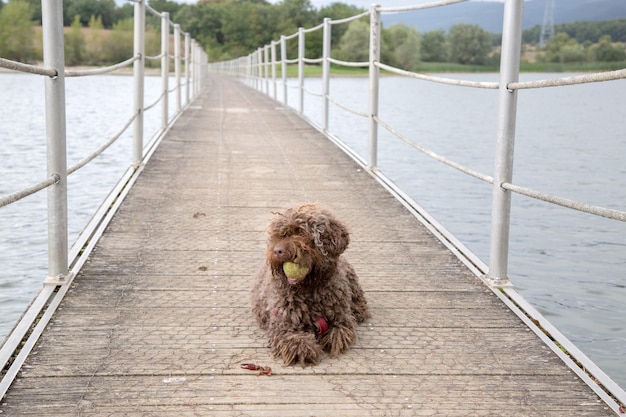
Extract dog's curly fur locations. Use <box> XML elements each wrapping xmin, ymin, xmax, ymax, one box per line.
<box><xmin>251</xmin><ymin>203</ymin><xmax>370</xmax><ymax>366</ymax></box>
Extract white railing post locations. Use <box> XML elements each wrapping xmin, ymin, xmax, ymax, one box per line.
<box><xmin>257</xmin><ymin>48</ymin><xmax>263</xmax><ymax>91</ymax></box>
<box><xmin>271</xmin><ymin>41</ymin><xmax>277</xmax><ymax>100</ymax></box>
<box><xmin>251</xmin><ymin>50</ymin><xmax>256</xmax><ymax>89</ymax></box>
<box><xmin>133</xmin><ymin>0</ymin><xmax>145</xmax><ymax>168</ymax></box>
<box><xmin>281</xmin><ymin>35</ymin><xmax>287</xmax><ymax>105</ymax></box>
<box><xmin>368</xmin><ymin>5</ymin><xmax>381</xmax><ymax>170</ymax></box>
<box><xmin>42</xmin><ymin>0</ymin><xmax>68</xmax><ymax>285</ymax></box>
<box><xmin>174</xmin><ymin>23</ymin><xmax>181</xmax><ymax>113</ymax></box>
<box><xmin>184</xmin><ymin>32</ymin><xmax>190</xmax><ymax>106</ymax></box>
<box><xmin>257</xmin><ymin>48</ymin><xmax>262</xmax><ymax>91</ymax></box>
<box><xmin>264</xmin><ymin>45</ymin><xmax>270</xmax><ymax>95</ymax></box>
<box><xmin>298</xmin><ymin>27</ymin><xmax>305</xmax><ymax>114</ymax></box>
<box><xmin>487</xmin><ymin>0</ymin><xmax>525</xmax><ymax>287</ymax></box>
<box><xmin>245</xmin><ymin>54</ymin><xmax>251</xmax><ymax>86</ymax></box>
<box><xmin>191</xmin><ymin>40</ymin><xmax>197</xmax><ymax>98</ymax></box>
<box><xmin>200</xmin><ymin>49</ymin><xmax>207</xmax><ymax>92</ymax></box>
<box><xmin>196</xmin><ymin>43</ymin><xmax>202</xmax><ymax>97</ymax></box>
<box><xmin>250</xmin><ymin>51</ymin><xmax>255</xmax><ymax>89</ymax></box>
<box><xmin>322</xmin><ymin>17</ymin><xmax>331</xmax><ymax>132</ymax></box>
<box><xmin>161</xmin><ymin>12</ymin><xmax>170</xmax><ymax>129</ymax></box>
<box><xmin>247</xmin><ymin>52</ymin><xmax>251</xmax><ymax>86</ymax></box>
<box><xmin>193</xmin><ymin>41</ymin><xmax>199</xmax><ymax>98</ymax></box>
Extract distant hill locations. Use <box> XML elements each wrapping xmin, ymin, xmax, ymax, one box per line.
<box><xmin>382</xmin><ymin>0</ymin><xmax>626</xmax><ymax>34</ymax></box>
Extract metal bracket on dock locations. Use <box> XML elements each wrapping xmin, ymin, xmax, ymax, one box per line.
<box><xmin>44</xmin><ymin>271</ymin><xmax>75</xmax><ymax>286</ymax></box>
<box><xmin>481</xmin><ymin>274</ymin><xmax>514</xmax><ymax>289</ymax></box>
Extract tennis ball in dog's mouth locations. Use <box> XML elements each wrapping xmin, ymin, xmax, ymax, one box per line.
<box><xmin>282</xmin><ymin>261</ymin><xmax>310</xmax><ymax>280</ymax></box>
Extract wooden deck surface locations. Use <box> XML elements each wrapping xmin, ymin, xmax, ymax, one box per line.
<box><xmin>0</xmin><ymin>75</ymin><xmax>614</xmax><ymax>416</ymax></box>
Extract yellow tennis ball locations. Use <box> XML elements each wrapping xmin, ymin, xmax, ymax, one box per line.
<box><xmin>282</xmin><ymin>261</ymin><xmax>310</xmax><ymax>280</ymax></box>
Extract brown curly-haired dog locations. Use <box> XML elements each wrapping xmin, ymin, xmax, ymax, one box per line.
<box><xmin>251</xmin><ymin>203</ymin><xmax>370</xmax><ymax>366</ymax></box>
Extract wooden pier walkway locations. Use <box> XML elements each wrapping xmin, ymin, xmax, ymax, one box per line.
<box><xmin>1</xmin><ymin>75</ymin><xmax>614</xmax><ymax>416</ymax></box>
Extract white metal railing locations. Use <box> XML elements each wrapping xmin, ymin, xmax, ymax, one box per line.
<box><xmin>0</xmin><ymin>0</ymin><xmax>207</xmax><ymax>399</ymax></box>
<box><xmin>208</xmin><ymin>0</ymin><xmax>626</xmax><ymax>411</ymax></box>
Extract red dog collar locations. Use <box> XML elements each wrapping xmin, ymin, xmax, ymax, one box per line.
<box><xmin>316</xmin><ymin>316</ymin><xmax>329</xmax><ymax>334</ymax></box>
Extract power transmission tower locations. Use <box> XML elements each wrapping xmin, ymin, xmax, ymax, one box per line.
<box><xmin>539</xmin><ymin>0</ymin><xmax>555</xmax><ymax>48</ymax></box>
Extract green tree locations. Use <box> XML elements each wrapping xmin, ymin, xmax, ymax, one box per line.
<box><xmin>544</xmin><ymin>32</ymin><xmax>585</xmax><ymax>63</ymax></box>
<box><xmin>85</xmin><ymin>14</ymin><xmax>105</xmax><ymax>65</ymax></box>
<box><xmin>524</xmin><ymin>19</ymin><xmax>626</xmax><ymax>46</ymax></box>
<box><xmin>145</xmin><ymin>25</ymin><xmax>161</xmax><ymax>68</ymax></box>
<box><xmin>0</xmin><ymin>0</ymin><xmax>35</xmax><ymax>62</ymax></box>
<box><xmin>274</xmin><ymin>0</ymin><xmax>319</xmax><ymax>59</ymax></box>
<box><xmin>420</xmin><ymin>29</ymin><xmax>448</xmax><ymax>62</ymax></box>
<box><xmin>385</xmin><ymin>24</ymin><xmax>420</xmax><ymax>70</ymax></box>
<box><xmin>66</xmin><ymin>0</ymin><xmax>116</xmax><ymax>28</ymax></box>
<box><xmin>65</xmin><ymin>15</ymin><xmax>86</xmax><ymax>65</ymax></box>
<box><xmin>319</xmin><ymin>2</ymin><xmax>365</xmax><ymax>48</ymax></box>
<box><xmin>559</xmin><ymin>43</ymin><xmax>586</xmax><ymax>63</ymax></box>
<box><xmin>174</xmin><ymin>3</ymin><xmax>224</xmax><ymax>59</ymax></box>
<box><xmin>113</xmin><ymin>3</ymin><xmax>134</xmax><ymax>23</ymax></box>
<box><xmin>274</xmin><ymin>0</ymin><xmax>317</xmax><ymax>34</ymax></box>
<box><xmin>593</xmin><ymin>35</ymin><xmax>626</xmax><ymax>62</ymax></box>
<box><xmin>220</xmin><ymin>0</ymin><xmax>276</xmax><ymax>58</ymax></box>
<box><xmin>448</xmin><ymin>24</ymin><xmax>492</xmax><ymax>65</ymax></box>
<box><xmin>106</xmin><ymin>17</ymin><xmax>133</xmax><ymax>64</ymax></box>
<box><xmin>335</xmin><ymin>19</ymin><xmax>369</xmax><ymax>63</ymax></box>
<box><xmin>174</xmin><ymin>1</ymin><xmax>265</xmax><ymax>60</ymax></box>
<box><xmin>19</xmin><ymin>0</ymin><xmax>40</xmax><ymax>24</ymax></box>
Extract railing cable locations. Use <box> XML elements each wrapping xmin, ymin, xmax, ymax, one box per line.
<box><xmin>0</xmin><ymin>175</ymin><xmax>59</xmax><ymax>209</ymax></box>
<box><xmin>508</xmin><ymin>68</ymin><xmax>626</xmax><ymax>90</ymax></box>
<box><xmin>328</xmin><ymin>57</ymin><xmax>369</xmax><ymax>68</ymax></box>
<box><xmin>145</xmin><ymin>53</ymin><xmax>164</xmax><ymax>61</ymax></box>
<box><xmin>144</xmin><ymin>91</ymin><xmax>166</xmax><ymax>112</ymax></box>
<box><xmin>1</xmin><ymin>112</ymin><xmax>139</xmax><ymax>207</ymax></box>
<box><xmin>501</xmin><ymin>182</ymin><xmax>626</xmax><ymax>222</ymax></box>
<box><xmin>330</xmin><ymin>11</ymin><xmax>369</xmax><ymax>25</ymax></box>
<box><xmin>0</xmin><ymin>57</ymin><xmax>57</xmax><ymax>77</ymax></box>
<box><xmin>302</xmin><ymin>86</ymin><xmax>323</xmax><ymax>98</ymax></box>
<box><xmin>303</xmin><ymin>57</ymin><xmax>323</xmax><ymax>64</ymax></box>
<box><xmin>376</xmin><ymin>62</ymin><xmax>499</xmax><ymax>89</ymax></box>
<box><xmin>67</xmin><ymin>112</ymin><xmax>139</xmax><ymax>175</ymax></box>
<box><xmin>327</xmin><ymin>95</ymin><xmax>369</xmax><ymax>118</ymax></box>
<box><xmin>375</xmin><ymin>116</ymin><xmax>495</xmax><ymax>184</ymax></box>
<box><xmin>378</xmin><ymin>0</ymin><xmax>468</xmax><ymax>13</ymax></box>
<box><xmin>65</xmin><ymin>55</ymin><xmax>139</xmax><ymax>77</ymax></box>
<box><xmin>302</xmin><ymin>22</ymin><xmax>324</xmax><ymax>33</ymax></box>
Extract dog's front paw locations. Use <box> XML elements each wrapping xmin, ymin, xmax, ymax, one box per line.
<box><xmin>272</xmin><ymin>332</ymin><xmax>323</xmax><ymax>367</ymax></box>
<box><xmin>320</xmin><ymin>324</ymin><xmax>356</xmax><ymax>358</ymax></box>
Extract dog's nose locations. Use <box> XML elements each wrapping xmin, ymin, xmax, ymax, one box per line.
<box><xmin>273</xmin><ymin>245</ymin><xmax>288</xmax><ymax>261</ymax></box>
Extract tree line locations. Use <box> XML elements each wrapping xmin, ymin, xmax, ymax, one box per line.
<box><xmin>1</xmin><ymin>0</ymin><xmax>624</xmax><ymax>69</ymax></box>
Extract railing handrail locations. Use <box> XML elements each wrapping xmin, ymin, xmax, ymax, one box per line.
<box><xmin>0</xmin><ymin>0</ymin><xmax>208</xmax><ymax>401</ymax></box>
<box><xmin>208</xmin><ymin>0</ymin><xmax>626</xmax><ymax>410</ymax></box>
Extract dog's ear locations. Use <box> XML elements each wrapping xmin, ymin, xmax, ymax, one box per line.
<box><xmin>312</xmin><ymin>213</ymin><xmax>350</xmax><ymax>257</ymax></box>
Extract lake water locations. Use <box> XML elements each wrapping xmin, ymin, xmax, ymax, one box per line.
<box><xmin>1</xmin><ymin>72</ymin><xmax>625</xmax><ymax>390</ymax></box>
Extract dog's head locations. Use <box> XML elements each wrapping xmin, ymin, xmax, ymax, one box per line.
<box><xmin>266</xmin><ymin>203</ymin><xmax>350</xmax><ymax>286</ymax></box>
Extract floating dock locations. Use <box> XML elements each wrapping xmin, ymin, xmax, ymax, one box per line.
<box><xmin>0</xmin><ymin>76</ymin><xmax>616</xmax><ymax>416</ymax></box>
